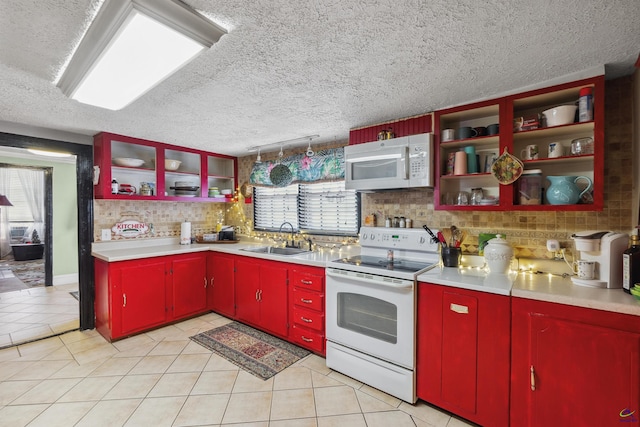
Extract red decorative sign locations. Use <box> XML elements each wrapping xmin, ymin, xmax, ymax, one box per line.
<box><xmin>112</xmin><ymin>220</ymin><xmax>149</xmax><ymax>238</ymax></box>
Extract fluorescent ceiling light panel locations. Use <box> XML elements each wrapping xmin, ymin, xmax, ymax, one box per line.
<box><xmin>57</xmin><ymin>0</ymin><xmax>226</xmax><ymax>110</ymax></box>
<box><xmin>27</xmin><ymin>149</ymin><xmax>74</xmax><ymax>158</ymax></box>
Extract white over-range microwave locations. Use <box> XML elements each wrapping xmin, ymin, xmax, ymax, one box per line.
<box><xmin>344</xmin><ymin>133</ymin><xmax>434</xmax><ymax>191</ymax></box>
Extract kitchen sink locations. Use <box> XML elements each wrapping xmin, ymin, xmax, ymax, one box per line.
<box><xmin>240</xmin><ymin>246</ymin><xmax>310</xmax><ymax>256</ymax></box>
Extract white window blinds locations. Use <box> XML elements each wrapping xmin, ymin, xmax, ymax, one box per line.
<box><xmin>254</xmin><ymin>184</ymin><xmax>299</xmax><ymax>231</ymax></box>
<box><xmin>254</xmin><ymin>181</ymin><xmax>359</xmax><ymax>235</ymax></box>
<box><xmin>298</xmin><ymin>182</ymin><xmax>358</xmax><ymax>235</ymax></box>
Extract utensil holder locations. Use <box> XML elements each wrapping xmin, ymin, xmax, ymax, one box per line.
<box><xmin>441</xmin><ymin>246</ymin><xmax>461</xmax><ymax>267</ymax></box>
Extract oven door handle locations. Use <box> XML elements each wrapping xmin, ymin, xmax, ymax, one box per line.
<box><xmin>326</xmin><ymin>269</ymin><xmax>414</xmax><ymax>289</ymax></box>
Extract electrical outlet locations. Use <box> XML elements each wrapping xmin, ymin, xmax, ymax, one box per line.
<box><xmin>546</xmin><ymin>239</ymin><xmax>560</xmax><ymax>252</ymax></box>
<box><xmin>101</xmin><ymin>229</ymin><xmax>112</xmax><ymax>241</ymax></box>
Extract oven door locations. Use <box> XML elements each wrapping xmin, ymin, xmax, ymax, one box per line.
<box><xmin>325</xmin><ymin>268</ymin><xmax>415</xmax><ymax>369</ymax></box>
<box><xmin>344</xmin><ymin>141</ymin><xmax>409</xmax><ymax>190</ymax></box>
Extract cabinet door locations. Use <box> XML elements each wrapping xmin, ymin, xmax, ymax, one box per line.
<box><xmin>441</xmin><ymin>291</ymin><xmax>478</xmax><ymax>413</ymax></box>
<box><xmin>528</xmin><ymin>316</ymin><xmax>640</xmax><ymax>426</ymax></box>
<box><xmin>116</xmin><ymin>258</ymin><xmax>168</xmax><ymax>336</ymax></box>
<box><xmin>235</xmin><ymin>258</ymin><xmax>261</xmax><ymax>326</ymax></box>
<box><xmin>207</xmin><ymin>253</ymin><xmax>236</xmax><ymax>317</ymax></box>
<box><xmin>171</xmin><ymin>253</ymin><xmax>207</xmax><ymax>320</ymax></box>
<box><xmin>259</xmin><ymin>261</ymin><xmax>289</xmax><ymax>338</ymax></box>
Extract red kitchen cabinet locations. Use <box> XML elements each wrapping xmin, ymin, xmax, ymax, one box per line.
<box><xmin>416</xmin><ymin>282</ymin><xmax>510</xmax><ymax>427</ymax></box>
<box><xmin>434</xmin><ymin>75</ymin><xmax>604</xmax><ymax>212</ymax></box>
<box><xmin>95</xmin><ymin>257</ymin><xmax>168</xmax><ymax>340</ymax></box>
<box><xmin>93</xmin><ymin>132</ymin><xmax>237</xmax><ymax>202</ymax></box>
<box><xmin>288</xmin><ymin>266</ymin><xmax>326</xmax><ymax>355</ymax></box>
<box><xmin>171</xmin><ymin>253</ymin><xmax>207</xmax><ymax>320</ymax></box>
<box><xmin>511</xmin><ymin>298</ymin><xmax>640</xmax><ymax>427</ymax></box>
<box><xmin>235</xmin><ymin>257</ymin><xmax>289</xmax><ymax>339</ymax></box>
<box><xmin>206</xmin><ymin>252</ymin><xmax>236</xmax><ymax>317</ymax></box>
<box><xmin>95</xmin><ymin>252</ymin><xmax>208</xmax><ymax>341</ymax></box>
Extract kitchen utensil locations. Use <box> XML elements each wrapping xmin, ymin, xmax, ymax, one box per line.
<box><xmin>441</xmin><ymin>129</ymin><xmax>455</xmax><ymax>142</ymax></box>
<box><xmin>437</xmin><ymin>231</ymin><xmax>447</xmax><ymax>247</ymax></box>
<box><xmin>113</xmin><ymin>157</ymin><xmax>144</xmax><ymax>167</ymax></box>
<box><xmin>546</xmin><ymin>175</ymin><xmax>592</xmax><ymax>205</ymax></box>
<box><xmin>548</xmin><ymin>142</ymin><xmax>563</xmax><ymax>158</ymax></box>
<box><xmin>473</xmin><ymin>126</ymin><xmax>488</xmax><ymax>136</ymax></box>
<box><xmin>491</xmin><ymin>148</ymin><xmax>523</xmax><ymax>184</ymax></box>
<box><xmin>449</xmin><ymin>225</ymin><xmax>457</xmax><ymax>247</ymax></box>
<box><xmin>520</xmin><ymin>144</ymin><xmax>539</xmax><ymax>160</ymax></box>
<box><xmin>422</xmin><ymin>225</ymin><xmax>439</xmax><ymax>243</ymax></box>
<box><xmin>542</xmin><ymin>105</ymin><xmax>577</xmax><ymax>127</ymax></box>
<box><xmin>270</xmin><ymin>146</ymin><xmax>293</xmax><ymax>187</ymax></box>
<box><xmin>459</xmin><ymin>127</ymin><xmax>477</xmax><ymax>139</ymax></box>
<box><xmin>487</xmin><ymin>123</ymin><xmax>499</xmax><ymax>135</ymax></box>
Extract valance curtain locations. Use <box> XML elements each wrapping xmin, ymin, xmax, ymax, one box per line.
<box><xmin>250</xmin><ymin>147</ymin><xmax>344</xmax><ymax>186</ymax></box>
<box><xmin>16</xmin><ymin>169</ymin><xmax>45</xmax><ymax>241</ymax></box>
<box><xmin>0</xmin><ymin>168</ymin><xmax>10</xmax><ymax>258</ymax></box>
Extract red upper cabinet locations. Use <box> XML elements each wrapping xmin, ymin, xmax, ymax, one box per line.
<box><xmin>434</xmin><ymin>76</ymin><xmax>604</xmax><ymax>211</ymax></box>
<box><xmin>93</xmin><ymin>132</ymin><xmax>237</xmax><ymax>202</ymax></box>
<box><xmin>349</xmin><ymin>114</ymin><xmax>432</xmax><ymax>145</ymax></box>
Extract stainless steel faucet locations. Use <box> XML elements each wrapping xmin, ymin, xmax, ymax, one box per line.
<box><xmin>279</xmin><ymin>222</ymin><xmax>295</xmax><ymax>248</ymax></box>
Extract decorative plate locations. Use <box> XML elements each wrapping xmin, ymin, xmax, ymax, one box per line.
<box><xmin>491</xmin><ymin>148</ymin><xmax>523</xmax><ymax>185</ymax></box>
<box><xmin>270</xmin><ymin>164</ymin><xmax>293</xmax><ymax>187</ymax></box>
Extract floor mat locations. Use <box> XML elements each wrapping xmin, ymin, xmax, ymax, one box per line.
<box><xmin>190</xmin><ymin>321</ymin><xmax>310</xmax><ymax>380</ymax></box>
<box><xmin>0</xmin><ymin>257</ymin><xmax>44</xmax><ymax>287</ymax></box>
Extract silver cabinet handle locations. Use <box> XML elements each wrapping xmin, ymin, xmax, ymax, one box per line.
<box><xmin>210</xmin><ymin>277</ymin><xmax>214</xmax><ymax>287</ymax></box>
<box><xmin>255</xmin><ymin>290</ymin><xmax>260</xmax><ymax>301</ymax></box>
<box><xmin>301</xmin><ymin>336</ymin><xmax>313</xmax><ymax>342</ymax></box>
<box><xmin>301</xmin><ymin>298</ymin><xmax>312</xmax><ymax>304</ymax></box>
<box><xmin>204</xmin><ymin>277</ymin><xmax>207</xmax><ymax>288</ymax></box>
<box><xmin>450</xmin><ymin>303</ymin><xmax>469</xmax><ymax>314</ymax></box>
<box><xmin>301</xmin><ymin>317</ymin><xmax>312</xmax><ymax>323</ymax></box>
<box><xmin>123</xmin><ymin>293</ymin><xmax>127</xmax><ymax>307</ymax></box>
<box><xmin>301</xmin><ymin>279</ymin><xmax>313</xmax><ymax>285</ymax></box>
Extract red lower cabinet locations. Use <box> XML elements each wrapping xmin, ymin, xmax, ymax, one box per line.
<box><xmin>416</xmin><ymin>282</ymin><xmax>510</xmax><ymax>427</ymax></box>
<box><xmin>234</xmin><ymin>257</ymin><xmax>289</xmax><ymax>339</ymax></box>
<box><xmin>94</xmin><ymin>252</ymin><xmax>208</xmax><ymax>341</ymax></box>
<box><xmin>288</xmin><ymin>266</ymin><xmax>326</xmax><ymax>355</ymax></box>
<box><xmin>511</xmin><ymin>298</ymin><xmax>640</xmax><ymax>427</ymax></box>
<box><xmin>206</xmin><ymin>252</ymin><xmax>236</xmax><ymax>317</ymax></box>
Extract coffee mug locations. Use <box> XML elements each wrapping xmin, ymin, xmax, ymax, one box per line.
<box><xmin>474</xmin><ymin>126</ymin><xmax>488</xmax><ymax>137</ymax></box>
<box><xmin>459</xmin><ymin>127</ymin><xmax>477</xmax><ymax>139</ymax></box>
<box><xmin>576</xmin><ymin>260</ymin><xmax>596</xmax><ymax>280</ymax></box>
<box><xmin>548</xmin><ymin>142</ymin><xmax>563</xmax><ymax>158</ymax></box>
<box><xmin>442</xmin><ymin>128</ymin><xmax>455</xmax><ymax>142</ymax></box>
<box><xmin>487</xmin><ymin>123</ymin><xmax>499</xmax><ymax>135</ymax></box>
<box><xmin>520</xmin><ymin>144</ymin><xmax>539</xmax><ymax>160</ymax></box>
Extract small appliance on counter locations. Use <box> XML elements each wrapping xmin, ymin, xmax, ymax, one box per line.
<box><xmin>218</xmin><ymin>226</ymin><xmax>236</xmax><ymax>241</ymax></box>
<box><xmin>570</xmin><ymin>231</ymin><xmax>629</xmax><ymax>288</ymax></box>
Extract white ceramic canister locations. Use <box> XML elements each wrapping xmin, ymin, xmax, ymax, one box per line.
<box><xmin>483</xmin><ymin>234</ymin><xmax>513</xmax><ymax>274</ymax></box>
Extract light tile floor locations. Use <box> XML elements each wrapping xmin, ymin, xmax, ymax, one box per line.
<box><xmin>0</xmin><ymin>312</ymin><xmax>477</xmax><ymax>427</ymax></box>
<box><xmin>0</xmin><ymin>283</ymin><xmax>79</xmax><ymax>348</ymax></box>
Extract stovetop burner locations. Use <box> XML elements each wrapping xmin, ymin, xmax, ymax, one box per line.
<box><xmin>333</xmin><ymin>255</ymin><xmax>434</xmax><ymax>274</ymax></box>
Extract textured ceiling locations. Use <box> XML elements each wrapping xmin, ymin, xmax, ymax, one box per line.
<box><xmin>0</xmin><ymin>0</ymin><xmax>638</xmax><ymax>156</ymax></box>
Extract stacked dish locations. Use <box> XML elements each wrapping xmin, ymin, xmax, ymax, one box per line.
<box><xmin>170</xmin><ymin>181</ymin><xmax>199</xmax><ymax>197</ymax></box>
<box><xmin>113</xmin><ymin>157</ymin><xmax>144</xmax><ymax>167</ymax></box>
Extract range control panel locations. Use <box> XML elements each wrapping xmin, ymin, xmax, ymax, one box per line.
<box><xmin>358</xmin><ymin>226</ymin><xmax>440</xmax><ymax>252</ymax></box>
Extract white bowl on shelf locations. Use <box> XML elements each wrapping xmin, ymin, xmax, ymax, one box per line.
<box><xmin>113</xmin><ymin>157</ymin><xmax>144</xmax><ymax>167</ymax></box>
<box><xmin>542</xmin><ymin>105</ymin><xmax>577</xmax><ymax>127</ymax></box>
<box><xmin>165</xmin><ymin>159</ymin><xmax>181</xmax><ymax>171</ymax></box>
<box><xmin>221</xmin><ymin>189</ymin><xmax>233</xmax><ymax>195</ymax></box>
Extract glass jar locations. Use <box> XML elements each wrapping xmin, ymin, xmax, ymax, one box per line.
<box><xmin>470</xmin><ymin>188</ymin><xmax>483</xmax><ymax>205</ymax></box>
<box><xmin>518</xmin><ymin>169</ymin><xmax>542</xmax><ymax>205</ymax></box>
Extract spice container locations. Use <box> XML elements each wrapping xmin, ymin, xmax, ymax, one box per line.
<box><xmin>399</xmin><ymin>217</ymin><xmax>406</xmax><ymax>228</ymax></box>
<box><xmin>518</xmin><ymin>169</ymin><xmax>542</xmax><ymax>205</ymax></box>
<box><xmin>578</xmin><ymin>87</ymin><xmax>593</xmax><ymax>122</ymax></box>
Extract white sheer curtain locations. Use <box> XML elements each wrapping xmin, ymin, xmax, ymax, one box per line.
<box><xmin>0</xmin><ymin>168</ymin><xmax>10</xmax><ymax>257</ymax></box>
<box><xmin>16</xmin><ymin>169</ymin><xmax>45</xmax><ymax>242</ymax></box>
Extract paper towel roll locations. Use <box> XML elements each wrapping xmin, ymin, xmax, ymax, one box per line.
<box><xmin>180</xmin><ymin>221</ymin><xmax>191</xmax><ymax>245</ymax></box>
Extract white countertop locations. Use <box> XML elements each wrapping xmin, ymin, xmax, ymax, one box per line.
<box><xmin>91</xmin><ymin>237</ymin><xmax>360</xmax><ymax>268</ymax></box>
<box><xmin>92</xmin><ymin>239</ymin><xmax>640</xmax><ymax>316</ymax></box>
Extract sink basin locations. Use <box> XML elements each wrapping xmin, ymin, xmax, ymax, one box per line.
<box><xmin>240</xmin><ymin>246</ymin><xmax>310</xmax><ymax>256</ymax></box>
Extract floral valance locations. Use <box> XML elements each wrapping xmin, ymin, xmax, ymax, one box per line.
<box><xmin>250</xmin><ymin>147</ymin><xmax>345</xmax><ymax>186</ymax></box>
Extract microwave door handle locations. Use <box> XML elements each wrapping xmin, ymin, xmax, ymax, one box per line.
<box><xmin>403</xmin><ymin>146</ymin><xmax>409</xmax><ymax>180</ymax></box>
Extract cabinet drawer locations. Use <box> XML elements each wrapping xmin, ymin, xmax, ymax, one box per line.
<box><xmin>291</xmin><ymin>269</ymin><xmax>324</xmax><ymax>292</ymax></box>
<box><xmin>292</xmin><ymin>288</ymin><xmax>324</xmax><ymax>312</ymax></box>
<box><xmin>290</xmin><ymin>325</ymin><xmax>324</xmax><ymax>354</ymax></box>
<box><xmin>292</xmin><ymin>306</ymin><xmax>324</xmax><ymax>332</ymax></box>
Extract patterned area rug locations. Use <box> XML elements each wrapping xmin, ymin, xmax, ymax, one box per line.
<box><xmin>190</xmin><ymin>322</ymin><xmax>310</xmax><ymax>380</ymax></box>
<box><xmin>0</xmin><ymin>257</ymin><xmax>44</xmax><ymax>287</ymax></box>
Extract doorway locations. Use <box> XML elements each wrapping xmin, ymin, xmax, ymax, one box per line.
<box><xmin>0</xmin><ymin>163</ymin><xmax>53</xmax><ymax>289</ymax></box>
<box><xmin>0</xmin><ymin>132</ymin><xmax>94</xmax><ymax>338</ymax></box>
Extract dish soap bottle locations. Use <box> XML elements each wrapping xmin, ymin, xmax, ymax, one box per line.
<box><xmin>622</xmin><ymin>232</ymin><xmax>640</xmax><ymax>294</ymax></box>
